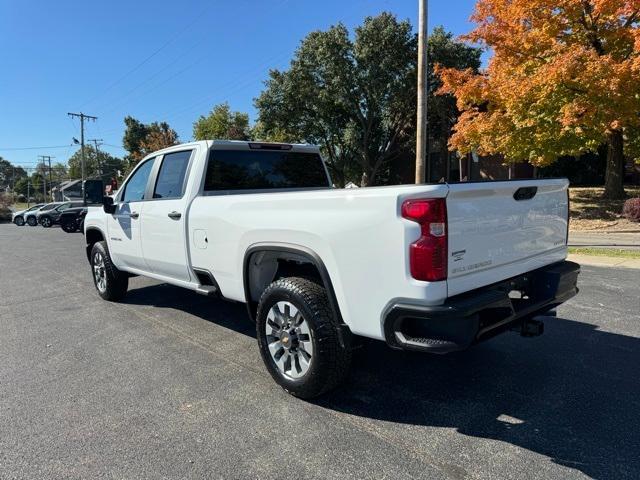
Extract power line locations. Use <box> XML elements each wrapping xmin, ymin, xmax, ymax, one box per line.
<box><xmin>79</xmin><ymin>5</ymin><xmax>211</xmax><ymax>109</ymax></box>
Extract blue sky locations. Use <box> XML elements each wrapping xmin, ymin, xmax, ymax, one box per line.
<box><xmin>0</xmin><ymin>0</ymin><xmax>480</xmax><ymax>170</ymax></box>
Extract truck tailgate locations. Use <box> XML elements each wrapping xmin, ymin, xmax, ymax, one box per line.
<box><xmin>446</xmin><ymin>179</ymin><xmax>569</xmax><ymax>297</ymax></box>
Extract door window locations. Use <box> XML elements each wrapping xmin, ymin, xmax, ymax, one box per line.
<box><xmin>153</xmin><ymin>151</ymin><xmax>192</xmax><ymax>199</ymax></box>
<box><xmin>122</xmin><ymin>158</ymin><xmax>155</xmax><ymax>202</ymax></box>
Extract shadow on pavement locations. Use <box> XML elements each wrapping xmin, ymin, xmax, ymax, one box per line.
<box><xmin>125</xmin><ymin>283</ymin><xmax>639</xmax><ymax>479</ymax></box>
<box><xmin>124</xmin><ymin>283</ymin><xmax>255</xmax><ymax>338</ymax></box>
<box><xmin>319</xmin><ymin>318</ymin><xmax>640</xmax><ymax>480</ymax></box>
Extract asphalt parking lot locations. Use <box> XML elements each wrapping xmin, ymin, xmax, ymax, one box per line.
<box><xmin>1</xmin><ymin>223</ymin><xmax>639</xmax><ymax>479</ymax></box>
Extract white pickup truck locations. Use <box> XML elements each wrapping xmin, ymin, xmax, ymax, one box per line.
<box><xmin>84</xmin><ymin>140</ymin><xmax>579</xmax><ymax>398</ymax></box>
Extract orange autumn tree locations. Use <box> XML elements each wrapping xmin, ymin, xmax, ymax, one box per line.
<box><xmin>437</xmin><ymin>0</ymin><xmax>640</xmax><ymax>199</ymax></box>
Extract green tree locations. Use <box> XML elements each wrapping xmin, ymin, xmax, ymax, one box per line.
<box><xmin>122</xmin><ymin>116</ymin><xmax>179</xmax><ymax>172</ymax></box>
<box><xmin>193</xmin><ymin>103</ymin><xmax>250</xmax><ymax>140</ymax></box>
<box><xmin>255</xmin><ymin>14</ymin><xmax>481</xmax><ymax>186</ymax></box>
<box><xmin>29</xmin><ymin>173</ymin><xmax>44</xmax><ymax>201</ymax></box>
<box><xmin>13</xmin><ymin>176</ymin><xmax>41</xmax><ymax>199</ymax></box>
<box><xmin>255</xmin><ymin>13</ymin><xmax>417</xmax><ymax>186</ymax></box>
<box><xmin>0</xmin><ymin>157</ymin><xmax>27</xmax><ymax>190</ymax></box>
<box><xmin>51</xmin><ymin>162</ymin><xmax>68</xmax><ymax>183</ymax></box>
<box><xmin>122</xmin><ymin>116</ymin><xmax>148</xmax><ymax>162</ymax></box>
<box><xmin>68</xmin><ymin>146</ymin><xmax>124</xmax><ymax>182</ymax></box>
<box><xmin>13</xmin><ymin>177</ymin><xmax>28</xmax><ymax>197</ymax></box>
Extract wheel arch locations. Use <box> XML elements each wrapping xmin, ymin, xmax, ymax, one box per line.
<box><xmin>243</xmin><ymin>244</ymin><xmax>351</xmax><ymax>348</ymax></box>
<box><xmin>85</xmin><ymin>227</ymin><xmax>106</xmax><ymax>261</ymax></box>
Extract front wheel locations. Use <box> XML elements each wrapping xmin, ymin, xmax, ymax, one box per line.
<box><xmin>40</xmin><ymin>216</ymin><xmax>52</xmax><ymax>228</ymax></box>
<box><xmin>14</xmin><ymin>216</ymin><xmax>24</xmax><ymax>226</ymax></box>
<box><xmin>90</xmin><ymin>241</ymin><xmax>128</xmax><ymax>301</ymax></box>
<box><xmin>26</xmin><ymin>216</ymin><xmax>38</xmax><ymax>226</ymax></box>
<box><xmin>256</xmin><ymin>277</ymin><xmax>351</xmax><ymax>399</ymax></box>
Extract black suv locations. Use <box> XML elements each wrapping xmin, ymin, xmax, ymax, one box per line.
<box><xmin>37</xmin><ymin>201</ymin><xmax>84</xmax><ymax>228</ymax></box>
<box><xmin>60</xmin><ymin>206</ymin><xmax>88</xmax><ymax>233</ymax></box>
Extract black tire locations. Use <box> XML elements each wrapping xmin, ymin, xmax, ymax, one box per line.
<box><xmin>40</xmin><ymin>216</ymin><xmax>52</xmax><ymax>228</ymax></box>
<box><xmin>61</xmin><ymin>220</ymin><xmax>78</xmax><ymax>233</ymax></box>
<box><xmin>256</xmin><ymin>277</ymin><xmax>351</xmax><ymax>399</ymax></box>
<box><xmin>26</xmin><ymin>216</ymin><xmax>38</xmax><ymax>226</ymax></box>
<box><xmin>90</xmin><ymin>241</ymin><xmax>128</xmax><ymax>302</ymax></box>
<box><xmin>14</xmin><ymin>216</ymin><xmax>24</xmax><ymax>226</ymax></box>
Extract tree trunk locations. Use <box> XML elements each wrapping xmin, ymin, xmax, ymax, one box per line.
<box><xmin>603</xmin><ymin>130</ymin><xmax>626</xmax><ymax>200</ymax></box>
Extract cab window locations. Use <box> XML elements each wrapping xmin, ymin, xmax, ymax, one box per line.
<box><xmin>153</xmin><ymin>150</ymin><xmax>191</xmax><ymax>199</ymax></box>
<box><xmin>121</xmin><ymin>158</ymin><xmax>155</xmax><ymax>202</ymax></box>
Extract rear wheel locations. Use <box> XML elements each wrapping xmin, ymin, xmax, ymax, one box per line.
<box><xmin>256</xmin><ymin>277</ymin><xmax>351</xmax><ymax>399</ymax></box>
<box><xmin>40</xmin><ymin>216</ymin><xmax>52</xmax><ymax>228</ymax></box>
<box><xmin>26</xmin><ymin>216</ymin><xmax>38</xmax><ymax>226</ymax></box>
<box><xmin>61</xmin><ymin>220</ymin><xmax>78</xmax><ymax>233</ymax></box>
<box><xmin>90</xmin><ymin>241</ymin><xmax>128</xmax><ymax>301</ymax></box>
<box><xmin>14</xmin><ymin>216</ymin><xmax>24</xmax><ymax>226</ymax></box>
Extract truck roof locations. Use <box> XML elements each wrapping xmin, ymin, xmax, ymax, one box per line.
<box><xmin>146</xmin><ymin>140</ymin><xmax>321</xmax><ymax>157</ymax></box>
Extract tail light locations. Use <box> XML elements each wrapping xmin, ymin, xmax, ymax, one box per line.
<box><xmin>401</xmin><ymin>198</ymin><xmax>447</xmax><ymax>282</ymax></box>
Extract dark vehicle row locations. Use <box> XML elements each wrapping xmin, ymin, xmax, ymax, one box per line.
<box><xmin>12</xmin><ymin>202</ymin><xmax>87</xmax><ymax>232</ymax></box>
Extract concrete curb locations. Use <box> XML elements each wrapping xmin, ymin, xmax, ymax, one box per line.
<box><xmin>570</xmin><ymin>230</ymin><xmax>640</xmax><ymax>234</ymax></box>
<box><xmin>567</xmin><ymin>253</ymin><xmax>640</xmax><ymax>269</ymax></box>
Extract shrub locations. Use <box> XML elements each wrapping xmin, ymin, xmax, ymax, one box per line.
<box><xmin>0</xmin><ymin>192</ymin><xmax>10</xmax><ymax>208</ymax></box>
<box><xmin>0</xmin><ymin>207</ymin><xmax>11</xmax><ymax>222</ymax></box>
<box><xmin>622</xmin><ymin>198</ymin><xmax>640</xmax><ymax>222</ymax></box>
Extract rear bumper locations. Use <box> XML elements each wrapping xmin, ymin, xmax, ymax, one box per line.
<box><xmin>383</xmin><ymin>260</ymin><xmax>580</xmax><ymax>354</ymax></box>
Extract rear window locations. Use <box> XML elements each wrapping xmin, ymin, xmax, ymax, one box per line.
<box><xmin>203</xmin><ymin>149</ymin><xmax>329</xmax><ymax>191</ymax></box>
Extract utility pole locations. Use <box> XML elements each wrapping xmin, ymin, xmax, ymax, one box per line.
<box><xmin>27</xmin><ymin>181</ymin><xmax>30</xmax><ymax>208</ymax></box>
<box><xmin>67</xmin><ymin>112</ymin><xmax>97</xmax><ymax>202</ymax></box>
<box><xmin>415</xmin><ymin>0</ymin><xmax>428</xmax><ymax>184</ymax></box>
<box><xmin>38</xmin><ymin>155</ymin><xmax>54</xmax><ymax>201</ymax></box>
<box><xmin>87</xmin><ymin>138</ymin><xmax>104</xmax><ymax>178</ymax></box>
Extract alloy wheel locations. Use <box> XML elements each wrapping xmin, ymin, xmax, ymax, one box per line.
<box><xmin>265</xmin><ymin>301</ymin><xmax>314</xmax><ymax>379</ymax></box>
<box><xmin>93</xmin><ymin>252</ymin><xmax>107</xmax><ymax>293</ymax></box>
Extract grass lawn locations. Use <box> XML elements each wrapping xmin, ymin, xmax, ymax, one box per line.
<box><xmin>11</xmin><ymin>202</ymin><xmax>30</xmax><ymax>211</ymax></box>
<box><xmin>568</xmin><ymin>247</ymin><xmax>640</xmax><ymax>259</ymax></box>
<box><xmin>569</xmin><ymin>186</ymin><xmax>640</xmax><ymax>232</ymax></box>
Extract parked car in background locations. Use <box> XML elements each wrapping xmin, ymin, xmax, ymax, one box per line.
<box><xmin>60</xmin><ymin>206</ymin><xmax>88</xmax><ymax>233</ymax></box>
<box><xmin>25</xmin><ymin>203</ymin><xmax>61</xmax><ymax>226</ymax></box>
<box><xmin>37</xmin><ymin>201</ymin><xmax>84</xmax><ymax>228</ymax></box>
<box><xmin>12</xmin><ymin>204</ymin><xmax>45</xmax><ymax>226</ymax></box>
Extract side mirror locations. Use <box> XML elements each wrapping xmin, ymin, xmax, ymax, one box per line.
<box><xmin>103</xmin><ymin>196</ymin><xmax>116</xmax><ymax>214</ymax></box>
<box><xmin>84</xmin><ymin>179</ymin><xmax>105</xmax><ymax>205</ymax></box>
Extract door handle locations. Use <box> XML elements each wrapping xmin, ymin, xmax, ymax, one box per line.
<box><xmin>129</xmin><ymin>212</ymin><xmax>140</xmax><ymax>219</ymax></box>
<box><xmin>167</xmin><ymin>211</ymin><xmax>182</xmax><ymax>220</ymax></box>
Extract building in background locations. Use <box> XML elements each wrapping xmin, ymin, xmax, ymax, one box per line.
<box><xmin>52</xmin><ymin>180</ymin><xmax>82</xmax><ymax>201</ymax></box>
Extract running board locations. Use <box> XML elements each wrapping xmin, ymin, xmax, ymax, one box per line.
<box><xmin>195</xmin><ymin>285</ymin><xmax>218</xmax><ymax>297</ymax></box>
